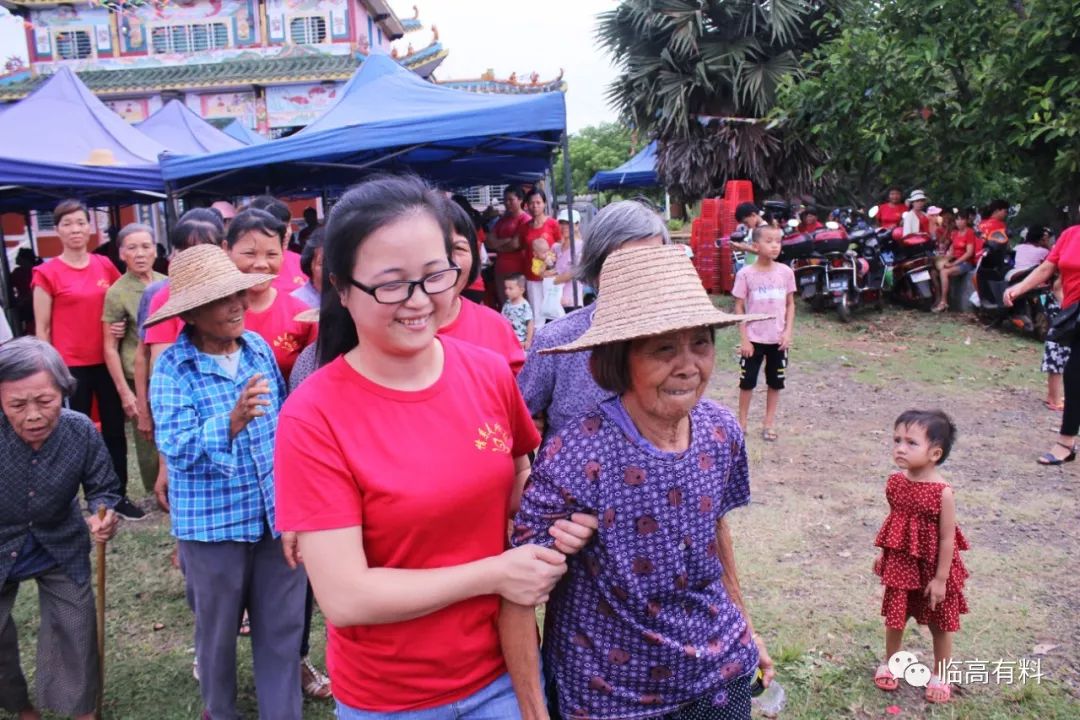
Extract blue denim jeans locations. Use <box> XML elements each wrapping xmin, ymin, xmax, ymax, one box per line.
<box><xmin>335</xmin><ymin>673</ymin><xmax>522</xmax><ymax>720</ymax></box>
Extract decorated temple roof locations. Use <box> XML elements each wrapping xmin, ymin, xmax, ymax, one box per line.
<box><xmin>437</xmin><ymin>69</ymin><xmax>567</xmax><ymax>95</ymax></box>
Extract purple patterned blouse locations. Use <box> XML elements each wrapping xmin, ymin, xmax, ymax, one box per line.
<box><xmin>512</xmin><ymin>397</ymin><xmax>759</xmax><ymax>719</ymax></box>
<box><xmin>517</xmin><ymin>305</ymin><xmax>610</xmax><ymax>441</ymax></box>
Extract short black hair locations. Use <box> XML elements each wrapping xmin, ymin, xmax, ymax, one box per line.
<box><xmin>170</xmin><ymin>209</ymin><xmax>225</xmax><ymax>251</ymax></box>
<box><xmin>735</xmin><ymin>202</ymin><xmax>760</xmax><ymax>223</ymax></box>
<box><xmin>504</xmin><ymin>272</ymin><xmax>527</xmax><ymax>290</ymax></box>
<box><xmin>984</xmin><ymin>199</ymin><xmax>1009</xmax><ymax>216</ymax></box>
<box><xmin>504</xmin><ymin>185</ymin><xmax>525</xmax><ymax>202</ymax></box>
<box><xmin>53</xmin><ymin>199</ymin><xmax>89</xmax><ymax>226</ymax></box>
<box><xmin>245</xmin><ymin>196</ymin><xmax>291</xmax><ymax>241</ymax></box>
<box><xmin>226</xmin><ymin>208</ymin><xmax>287</xmax><ymax>249</ymax></box>
<box><xmin>895</xmin><ymin>409</ymin><xmax>957</xmax><ymax>464</ymax></box>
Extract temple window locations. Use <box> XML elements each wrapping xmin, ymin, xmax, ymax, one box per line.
<box><xmin>289</xmin><ymin>16</ymin><xmax>327</xmax><ymax>45</ymax></box>
<box><xmin>150</xmin><ymin>21</ymin><xmax>230</xmax><ymax>54</ymax></box>
<box><xmin>53</xmin><ymin>29</ymin><xmax>93</xmax><ymax>60</ymax></box>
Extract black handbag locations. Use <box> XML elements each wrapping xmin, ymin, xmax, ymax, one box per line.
<box><xmin>1048</xmin><ymin>302</ymin><xmax>1080</xmax><ymax>345</ymax></box>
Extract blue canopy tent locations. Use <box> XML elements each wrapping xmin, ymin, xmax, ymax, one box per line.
<box><xmin>0</xmin><ymin>67</ymin><xmax>167</xmax><ymax>210</ymax></box>
<box><xmin>160</xmin><ymin>53</ymin><xmax>567</xmax><ymax>197</ymax></box>
<box><xmin>588</xmin><ymin>141</ymin><xmax>658</xmax><ymax>191</ymax></box>
<box><xmin>136</xmin><ymin>100</ymin><xmax>247</xmax><ymax>155</ymax></box>
<box><xmin>221</xmin><ymin>119</ymin><xmax>268</xmax><ymax>146</ymax></box>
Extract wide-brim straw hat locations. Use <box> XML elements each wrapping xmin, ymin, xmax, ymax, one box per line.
<box><xmin>542</xmin><ymin>245</ymin><xmax>769</xmax><ymax>354</ymax></box>
<box><xmin>144</xmin><ymin>244</ymin><xmax>276</xmax><ymax>327</ymax></box>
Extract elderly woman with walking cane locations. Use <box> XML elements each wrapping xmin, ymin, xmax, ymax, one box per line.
<box><xmin>0</xmin><ymin>337</ymin><xmax>120</xmax><ymax>720</ymax></box>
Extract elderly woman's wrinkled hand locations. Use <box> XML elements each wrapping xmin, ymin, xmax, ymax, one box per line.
<box><xmin>754</xmin><ymin>633</ymin><xmax>776</xmax><ymax>687</ymax></box>
<box><xmin>229</xmin><ymin>373</ymin><xmax>272</xmax><ymax>438</ymax></box>
<box><xmin>108</xmin><ymin>321</ymin><xmax>127</xmax><ymax>339</ymax></box>
<box><xmin>494</xmin><ymin>544</ymin><xmax>567</xmax><ymax>606</ymax></box>
<box><xmin>87</xmin><ymin>508</ymin><xmax>119</xmax><ymax>544</ymax></box>
<box><xmin>548</xmin><ymin>512</ymin><xmax>599</xmax><ymax>555</ymax></box>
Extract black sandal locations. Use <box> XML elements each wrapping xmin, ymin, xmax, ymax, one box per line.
<box><xmin>1037</xmin><ymin>442</ymin><xmax>1077</xmax><ymax>466</ymax></box>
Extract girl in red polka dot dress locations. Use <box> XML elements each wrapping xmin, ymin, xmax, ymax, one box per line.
<box><xmin>873</xmin><ymin>410</ymin><xmax>969</xmax><ymax>704</ymax></box>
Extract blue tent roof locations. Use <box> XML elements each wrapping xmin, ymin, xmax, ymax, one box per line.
<box><xmin>588</xmin><ymin>141</ymin><xmax>658</xmax><ymax>191</ymax></box>
<box><xmin>160</xmin><ymin>53</ymin><xmax>566</xmax><ymax>195</ymax></box>
<box><xmin>221</xmin><ymin>119</ymin><xmax>268</xmax><ymax>145</ymax></box>
<box><xmin>136</xmin><ymin>100</ymin><xmax>246</xmax><ymax>155</ymax></box>
<box><xmin>0</xmin><ymin>67</ymin><xmax>166</xmax><ymax>208</ymax></box>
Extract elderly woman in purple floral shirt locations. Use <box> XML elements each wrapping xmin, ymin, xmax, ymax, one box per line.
<box><xmin>501</xmin><ymin>246</ymin><xmax>775</xmax><ymax>720</ymax></box>
<box><xmin>517</xmin><ymin>201</ymin><xmax>669</xmax><ymax>443</ymax></box>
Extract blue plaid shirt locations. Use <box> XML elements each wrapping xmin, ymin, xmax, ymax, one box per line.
<box><xmin>150</xmin><ymin>329</ymin><xmax>285</xmax><ymax>542</ymax></box>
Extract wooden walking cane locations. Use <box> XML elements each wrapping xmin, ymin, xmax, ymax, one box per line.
<box><xmin>95</xmin><ymin>506</ymin><xmax>107</xmax><ymax>719</ymax></box>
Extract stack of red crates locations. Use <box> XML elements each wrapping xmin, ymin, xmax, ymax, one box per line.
<box><xmin>690</xmin><ymin>182</ymin><xmax>755</xmax><ymax>294</ymax></box>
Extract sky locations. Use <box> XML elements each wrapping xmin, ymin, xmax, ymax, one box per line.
<box><xmin>0</xmin><ymin>3</ymin><xmax>621</xmax><ymax>132</ymax></box>
<box><xmin>389</xmin><ymin>0</ymin><xmax>621</xmax><ymax>132</ymax></box>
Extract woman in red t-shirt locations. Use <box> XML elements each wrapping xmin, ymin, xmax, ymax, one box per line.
<box><xmin>875</xmin><ymin>187</ymin><xmax>908</xmax><ymax>230</ymax></box>
<box><xmin>440</xmin><ymin>201</ymin><xmax>526</xmax><ymax>375</ymax></box>
<box><xmin>932</xmin><ymin>211</ymin><xmax>976</xmax><ymax>312</ymax></box>
<box><xmin>1006</xmin><ymin>224</ymin><xmax>1080</xmax><ymax>465</ymax></box>
<box><xmin>274</xmin><ymin>176</ymin><xmax>596</xmax><ymax>717</ymax></box>
<box><xmin>225</xmin><ymin>209</ymin><xmax>316</xmax><ymax>383</ymax></box>
<box><xmin>31</xmin><ymin>199</ymin><xmax>137</xmax><ymax>515</ymax></box>
<box><xmin>519</xmin><ymin>189</ymin><xmax>562</xmax><ymax>328</ymax></box>
<box><xmin>487</xmin><ymin>186</ymin><xmax>530</xmax><ymax>306</ymax></box>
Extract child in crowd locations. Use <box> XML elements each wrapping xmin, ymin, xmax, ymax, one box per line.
<box><xmin>874</xmin><ymin>410</ymin><xmax>969</xmax><ymax>705</ymax></box>
<box><xmin>501</xmin><ymin>273</ymin><xmax>534</xmax><ymax>349</ymax></box>
<box><xmin>733</xmin><ymin>225</ymin><xmax>796</xmax><ymax>440</ymax></box>
<box><xmin>1043</xmin><ymin>275</ymin><xmax>1069</xmax><ymax>411</ymax></box>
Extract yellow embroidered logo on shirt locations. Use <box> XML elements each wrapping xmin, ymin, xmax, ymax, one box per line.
<box><xmin>474</xmin><ymin>422</ymin><xmax>511</xmax><ymax>454</ymax></box>
<box><xmin>274</xmin><ymin>333</ymin><xmax>299</xmax><ymax>354</ymax></box>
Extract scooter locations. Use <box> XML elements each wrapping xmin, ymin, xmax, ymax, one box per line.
<box><xmin>971</xmin><ymin>243</ymin><xmax>1052</xmax><ymax>339</ymax></box>
<box><xmin>867</xmin><ymin>205</ymin><xmax>938</xmax><ymax>310</ymax></box>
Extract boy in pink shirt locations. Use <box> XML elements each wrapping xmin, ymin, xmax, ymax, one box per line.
<box><xmin>732</xmin><ymin>225</ymin><xmax>796</xmax><ymax>440</ymax></box>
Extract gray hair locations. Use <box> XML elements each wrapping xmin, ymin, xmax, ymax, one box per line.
<box><xmin>0</xmin><ymin>337</ymin><xmax>77</xmax><ymax>396</ymax></box>
<box><xmin>575</xmin><ymin>200</ymin><xmax>670</xmax><ymax>288</ymax></box>
<box><xmin>117</xmin><ymin>222</ymin><xmax>155</xmax><ymax>247</ymax></box>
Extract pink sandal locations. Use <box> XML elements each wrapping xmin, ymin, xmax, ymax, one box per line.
<box><xmin>874</xmin><ymin>665</ymin><xmax>899</xmax><ymax>691</ymax></box>
<box><xmin>925</xmin><ymin>676</ymin><xmax>951</xmax><ymax>703</ymax></box>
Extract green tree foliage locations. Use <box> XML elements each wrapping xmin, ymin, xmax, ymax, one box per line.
<box><xmin>597</xmin><ymin>0</ymin><xmax>837</xmax><ymax>202</ymax></box>
<box><xmin>553</xmin><ymin>123</ymin><xmax>635</xmax><ymax>197</ymax></box>
<box><xmin>777</xmin><ymin>0</ymin><xmax>1080</xmax><ymax>217</ymax></box>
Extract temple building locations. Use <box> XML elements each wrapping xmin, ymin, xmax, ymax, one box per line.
<box><xmin>0</xmin><ymin>0</ymin><xmax>565</xmax><ymax>253</ymax></box>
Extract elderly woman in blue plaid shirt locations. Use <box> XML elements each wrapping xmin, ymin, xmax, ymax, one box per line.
<box><xmin>147</xmin><ymin>245</ymin><xmax>305</xmax><ymax>720</ymax></box>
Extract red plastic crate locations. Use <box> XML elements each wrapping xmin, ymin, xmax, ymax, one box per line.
<box><xmin>724</xmin><ymin>180</ymin><xmax>754</xmax><ymax>205</ymax></box>
<box><xmin>700</xmin><ymin>198</ymin><xmax>720</xmax><ymax>223</ymax></box>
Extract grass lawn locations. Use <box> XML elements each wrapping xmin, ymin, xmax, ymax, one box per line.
<box><xmin>7</xmin><ymin>303</ymin><xmax>1079</xmax><ymax>719</ymax></box>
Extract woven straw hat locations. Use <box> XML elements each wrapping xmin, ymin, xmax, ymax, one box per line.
<box><xmin>143</xmin><ymin>245</ymin><xmax>276</xmax><ymax>328</ymax></box>
<box><xmin>542</xmin><ymin>245</ymin><xmax>768</xmax><ymax>354</ymax></box>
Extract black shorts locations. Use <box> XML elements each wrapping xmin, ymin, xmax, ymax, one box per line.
<box><xmin>739</xmin><ymin>342</ymin><xmax>787</xmax><ymax>390</ymax></box>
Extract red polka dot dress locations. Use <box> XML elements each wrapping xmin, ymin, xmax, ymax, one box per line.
<box><xmin>874</xmin><ymin>473</ymin><xmax>969</xmax><ymax>632</ymax></box>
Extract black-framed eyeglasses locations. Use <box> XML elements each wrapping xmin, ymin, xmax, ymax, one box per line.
<box><xmin>349</xmin><ymin>266</ymin><xmax>461</xmax><ymax>304</ymax></box>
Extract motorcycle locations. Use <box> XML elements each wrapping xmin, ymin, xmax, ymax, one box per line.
<box><xmin>781</xmin><ymin>218</ymin><xmax>857</xmax><ymax>322</ymax></box>
<box><xmin>868</xmin><ymin>206</ymin><xmax>937</xmax><ymax>310</ymax></box>
<box><xmin>971</xmin><ymin>241</ymin><xmax>1052</xmax><ymax>339</ymax></box>
<box><xmin>837</xmin><ymin>209</ymin><xmax>888</xmax><ymax>318</ymax></box>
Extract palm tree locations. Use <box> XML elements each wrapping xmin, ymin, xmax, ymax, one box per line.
<box><xmin>597</xmin><ymin>0</ymin><xmax>832</xmax><ymax>202</ymax></box>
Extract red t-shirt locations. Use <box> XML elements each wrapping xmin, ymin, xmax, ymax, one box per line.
<box><xmin>877</xmin><ymin>202</ymin><xmax>906</xmax><ymax>229</ymax></box>
<box><xmin>797</xmin><ymin>220</ymin><xmax>824</xmax><ymax>234</ymax></box>
<box><xmin>520</xmin><ymin>218</ymin><xmax>561</xmax><ymax>281</ymax></box>
<box><xmin>272</xmin><ymin>250</ymin><xmax>308</xmax><ymax>292</ymax></box>
<box><xmin>492</xmin><ymin>213</ymin><xmax>529</xmax><ymax>275</ymax></box>
<box><xmin>950</xmin><ymin>227</ymin><xmax>977</xmax><ymax>260</ymax></box>
<box><xmin>467</xmin><ymin>228</ymin><xmax>486</xmax><ymax>292</ymax></box>
<box><xmin>978</xmin><ymin>218</ymin><xmax>1008</xmax><ymax>250</ymax></box>
<box><xmin>1049</xmin><ymin>225</ymin><xmax>1080</xmax><ymax>307</ymax></box>
<box><xmin>32</xmin><ymin>255</ymin><xmax>120</xmax><ymax>366</ymax></box>
<box><xmin>274</xmin><ymin>336</ymin><xmax>540</xmax><ymax>711</ymax></box>
<box><xmin>144</xmin><ymin>284</ymin><xmax>183</xmax><ymax>346</ymax></box>
<box><xmin>245</xmin><ymin>290</ymin><xmax>316</xmax><ymax>381</ymax></box>
<box><xmin>439</xmin><ymin>297</ymin><xmax>525</xmax><ymax>375</ymax></box>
